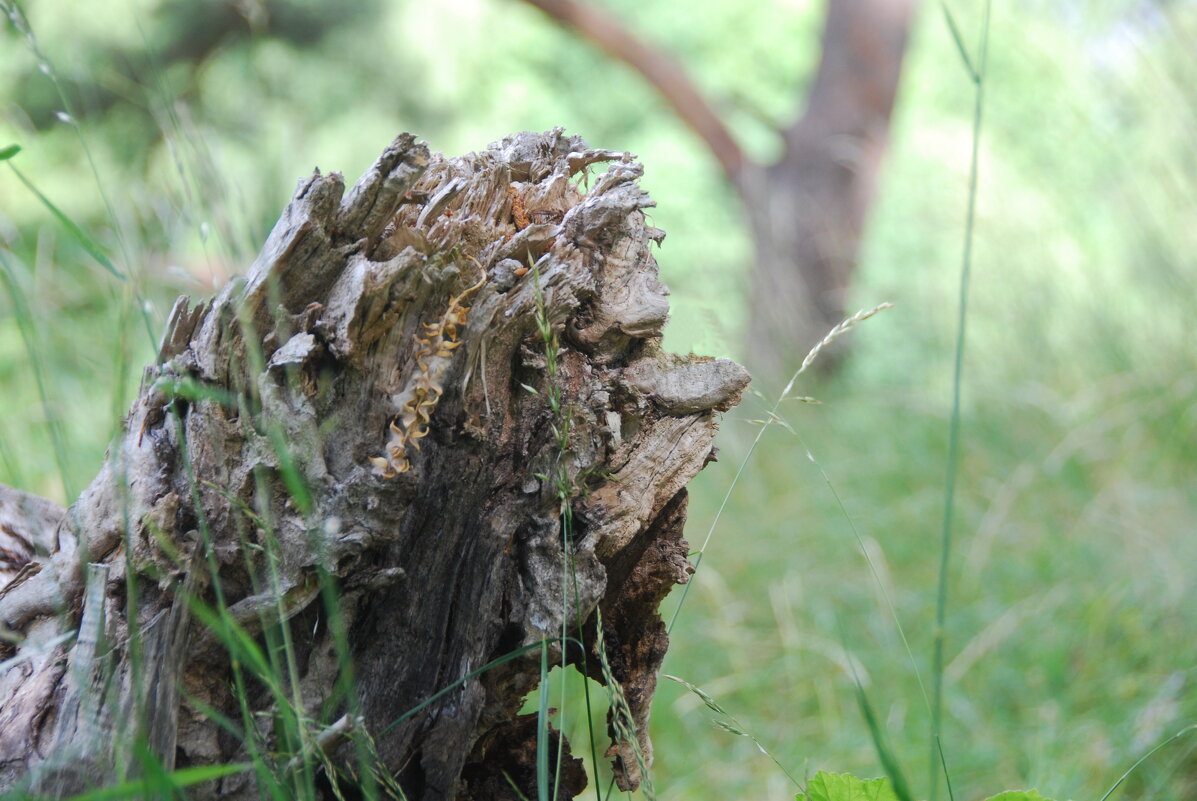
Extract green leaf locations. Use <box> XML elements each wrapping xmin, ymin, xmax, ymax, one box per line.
<box><xmin>0</xmin><ymin>144</ymin><xmax>20</xmax><ymax>161</ymax></box>
<box><xmin>983</xmin><ymin>792</ymin><xmax>1055</xmax><ymax>801</ymax></box>
<box><xmin>796</xmin><ymin>771</ymin><xmax>898</xmax><ymax>801</ymax></box>
<box><xmin>6</xmin><ymin>163</ymin><xmax>125</xmax><ymax>280</ymax></box>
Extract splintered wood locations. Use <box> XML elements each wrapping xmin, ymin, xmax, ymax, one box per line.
<box><xmin>0</xmin><ymin>129</ymin><xmax>748</xmax><ymax>801</ymax></box>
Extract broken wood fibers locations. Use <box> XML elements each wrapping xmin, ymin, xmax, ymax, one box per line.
<box><xmin>0</xmin><ymin>129</ymin><xmax>749</xmax><ymax>801</ymax></box>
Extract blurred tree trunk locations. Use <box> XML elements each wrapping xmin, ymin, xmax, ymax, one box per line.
<box><xmin>523</xmin><ymin>0</ymin><xmax>916</xmax><ymax>378</ymax></box>
<box><xmin>0</xmin><ymin>130</ymin><xmax>748</xmax><ymax>800</ymax></box>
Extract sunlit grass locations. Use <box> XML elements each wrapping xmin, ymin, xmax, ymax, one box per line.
<box><xmin>652</xmin><ymin>375</ymin><xmax>1197</xmax><ymax>799</ymax></box>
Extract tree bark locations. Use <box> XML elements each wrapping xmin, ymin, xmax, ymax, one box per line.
<box><xmin>522</xmin><ymin>0</ymin><xmax>916</xmax><ymax>378</ymax></box>
<box><xmin>0</xmin><ymin>130</ymin><xmax>748</xmax><ymax>800</ymax></box>
<box><xmin>745</xmin><ymin>0</ymin><xmax>916</xmax><ymax>378</ymax></box>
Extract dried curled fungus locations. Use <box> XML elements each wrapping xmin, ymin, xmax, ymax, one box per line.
<box><xmin>371</xmin><ymin>274</ymin><xmax>486</xmax><ymax>477</ymax></box>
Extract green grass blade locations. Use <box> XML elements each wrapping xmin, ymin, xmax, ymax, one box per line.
<box><xmin>935</xmin><ymin>735</ymin><xmax>956</xmax><ymax>801</ymax></box>
<box><xmin>940</xmin><ymin>3</ymin><xmax>978</xmax><ymax>82</ymax></box>
<box><xmin>666</xmin><ymin>423</ymin><xmax>762</xmax><ymax>634</ymax></box>
<box><xmin>380</xmin><ymin>641</ymin><xmax>551</xmax><ymax>736</ymax></box>
<box><xmin>504</xmin><ymin>771</ymin><xmax>534</xmax><ymax>801</ymax></box>
<box><xmin>847</xmin><ymin>659</ymin><xmax>914</xmax><ymax>801</ymax></box>
<box><xmin>930</xmin><ymin>1</ymin><xmax>991</xmax><ymax>798</ymax></box>
<box><xmin>56</xmin><ymin>762</ymin><xmax>251</xmax><ymax>801</ymax></box>
<box><xmin>1098</xmin><ymin>723</ymin><xmax>1197</xmax><ymax>801</ymax></box>
<box><xmin>130</xmin><ymin>738</ymin><xmax>181</xmax><ymax>801</ymax></box>
<box><xmin>593</xmin><ymin>609</ymin><xmax>655</xmax><ymax>800</ymax></box>
<box><xmin>663</xmin><ymin>674</ymin><xmax>801</xmax><ymax>788</ymax></box>
<box><xmin>0</xmin><ymin>249</ymin><xmax>76</xmax><ymax>499</ymax></box>
<box><xmin>6</xmin><ymin>163</ymin><xmax>125</xmax><ymax>280</ymax></box>
<box><xmin>537</xmin><ymin>639</ymin><xmax>550</xmax><ymax>801</ymax></box>
<box><xmin>182</xmin><ymin>595</ymin><xmax>277</xmax><ymax>688</ymax></box>
<box><xmin>802</xmin><ymin>441</ymin><xmax>932</xmax><ymax>718</ymax></box>
<box><xmin>0</xmin><ymin>4</ymin><xmax>157</xmax><ymax>346</ymax></box>
<box><xmin>0</xmin><ymin>144</ymin><xmax>20</xmax><ymax>161</ymax></box>
<box><xmin>834</xmin><ymin>612</ymin><xmax>913</xmax><ymax>801</ymax></box>
<box><xmin>668</xmin><ymin>303</ymin><xmax>892</xmax><ymax>634</ymax></box>
<box><xmin>183</xmin><ymin>693</ymin><xmax>246</xmax><ymax>741</ymax></box>
<box><xmin>265</xmin><ymin>425</ymin><xmax>313</xmax><ymax>516</ymax></box>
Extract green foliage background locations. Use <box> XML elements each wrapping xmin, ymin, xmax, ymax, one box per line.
<box><xmin>2</xmin><ymin>0</ymin><xmax>1195</xmax><ymax>799</ymax></box>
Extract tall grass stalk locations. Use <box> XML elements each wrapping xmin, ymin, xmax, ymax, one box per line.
<box><xmin>1097</xmin><ymin>724</ymin><xmax>1197</xmax><ymax>801</ymax></box>
<box><xmin>802</xmin><ymin>444</ymin><xmax>931</xmax><ymax>716</ymax></box>
<box><xmin>667</xmin><ymin>302</ymin><xmax>894</xmax><ymax>634</ymax></box>
<box><xmin>537</xmin><ymin>641</ymin><xmax>550</xmax><ymax>801</ymax></box>
<box><xmin>930</xmin><ymin>2</ymin><xmax>991</xmax><ymax>799</ymax></box>
<box><xmin>0</xmin><ymin>250</ymin><xmax>75</xmax><ymax>499</ymax></box>
<box><xmin>0</xmin><ymin>0</ymin><xmax>159</xmax><ymax>347</ymax></box>
<box><xmin>662</xmin><ymin>673</ymin><xmax>801</xmax><ymax>788</ymax></box>
<box><xmin>843</xmin><ymin>633</ymin><xmax>914</xmax><ymax>801</ymax></box>
<box><xmin>593</xmin><ymin>608</ymin><xmax>655</xmax><ymax>801</ymax></box>
<box><xmin>530</xmin><ymin>264</ymin><xmax>605</xmax><ymax>800</ymax></box>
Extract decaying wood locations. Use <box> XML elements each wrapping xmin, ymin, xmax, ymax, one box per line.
<box><xmin>0</xmin><ymin>129</ymin><xmax>748</xmax><ymax>800</ymax></box>
<box><xmin>0</xmin><ymin>485</ymin><xmax>65</xmax><ymax>587</ymax></box>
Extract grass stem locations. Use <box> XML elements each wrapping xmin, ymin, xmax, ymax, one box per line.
<box><xmin>929</xmin><ymin>2</ymin><xmax>991</xmax><ymax>799</ymax></box>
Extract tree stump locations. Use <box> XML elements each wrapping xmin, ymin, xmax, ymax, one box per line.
<box><xmin>0</xmin><ymin>129</ymin><xmax>749</xmax><ymax>800</ymax></box>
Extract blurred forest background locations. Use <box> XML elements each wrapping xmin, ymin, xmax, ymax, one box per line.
<box><xmin>2</xmin><ymin>0</ymin><xmax>1196</xmax><ymax>799</ymax></box>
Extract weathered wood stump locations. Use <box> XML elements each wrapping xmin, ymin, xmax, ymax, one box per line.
<box><xmin>0</xmin><ymin>129</ymin><xmax>748</xmax><ymax>800</ymax></box>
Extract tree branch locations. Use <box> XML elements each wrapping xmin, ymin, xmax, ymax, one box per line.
<box><xmin>521</xmin><ymin>0</ymin><xmax>747</xmax><ymax>182</ymax></box>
